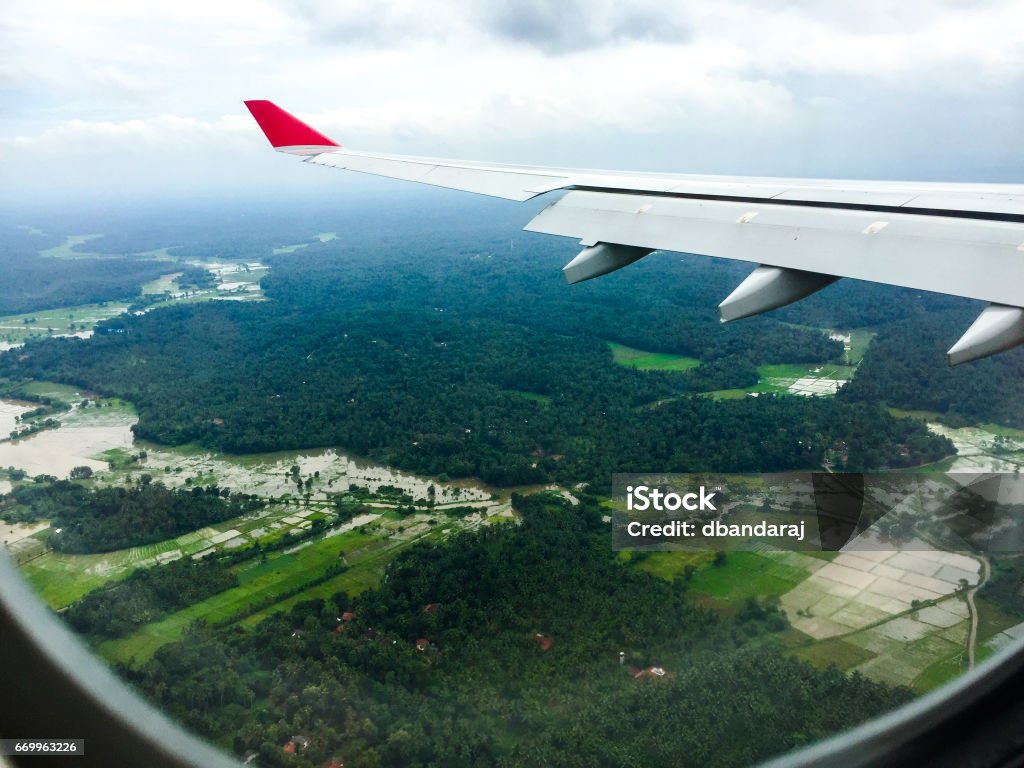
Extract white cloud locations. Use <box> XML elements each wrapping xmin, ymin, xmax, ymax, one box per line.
<box><xmin>2</xmin><ymin>0</ymin><xmax>1023</xmax><ymax>202</ymax></box>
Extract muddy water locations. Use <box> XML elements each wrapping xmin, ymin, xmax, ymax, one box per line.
<box><xmin>928</xmin><ymin>423</ymin><xmax>1024</xmax><ymax>474</ymax></box>
<box><xmin>0</xmin><ymin>400</ymin><xmax>35</xmax><ymax>440</ymax></box>
<box><xmin>137</xmin><ymin>445</ymin><xmax>492</xmax><ymax>504</ymax></box>
<box><xmin>0</xmin><ymin>401</ymin><xmax>134</xmax><ymax>478</ymax></box>
<box><xmin>0</xmin><ymin>396</ymin><xmax>491</xmax><ymax>505</ymax></box>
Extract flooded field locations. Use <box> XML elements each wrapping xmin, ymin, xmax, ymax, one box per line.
<box><xmin>0</xmin><ymin>398</ymin><xmax>134</xmax><ymax>477</ymax></box>
<box><xmin>139</xmin><ymin>262</ymin><xmax>266</xmax><ymax>303</ymax></box>
<box><xmin>134</xmin><ymin>443</ymin><xmax>491</xmax><ymax>506</ymax></box>
<box><xmin>0</xmin><ymin>303</ymin><xmax>127</xmax><ymax>346</ymax></box>
<box><xmin>0</xmin><ymin>384</ymin><xmax>514</xmax><ymax>651</ymax></box>
<box><xmin>0</xmin><ymin>393</ymin><xmax>490</xmax><ymax>507</ymax></box>
<box><xmin>927</xmin><ymin>422</ymin><xmax>1024</xmax><ymax>473</ymax></box>
<box><xmin>0</xmin><ymin>252</ymin><xmax>268</xmax><ymax>349</ymax></box>
<box><xmin>1</xmin><ymin>389</ymin><xmax>500</xmax><ymax>598</ymax></box>
<box><xmin>0</xmin><ymin>400</ymin><xmax>35</xmax><ymax>440</ymax></box>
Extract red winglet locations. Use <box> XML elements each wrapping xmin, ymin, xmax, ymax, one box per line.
<box><xmin>243</xmin><ymin>100</ymin><xmax>340</xmax><ymax>148</ymax></box>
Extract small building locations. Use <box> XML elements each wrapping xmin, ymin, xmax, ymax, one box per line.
<box><xmin>424</xmin><ymin>602</ymin><xmax>440</xmax><ymax>615</ymax></box>
<box><xmin>531</xmin><ymin>633</ymin><xmax>553</xmax><ymax>652</ymax></box>
<box><xmin>415</xmin><ymin>638</ymin><xmax>430</xmax><ymax>652</ymax></box>
<box><xmin>340</xmin><ymin>611</ymin><xmax>356</xmax><ymax>622</ymax></box>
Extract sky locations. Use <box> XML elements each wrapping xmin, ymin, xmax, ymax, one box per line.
<box><xmin>3</xmin><ymin>0</ymin><xmax>1024</xmax><ymax>205</ymax></box>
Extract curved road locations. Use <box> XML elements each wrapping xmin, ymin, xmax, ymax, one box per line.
<box><xmin>966</xmin><ymin>555</ymin><xmax>991</xmax><ymax>670</ymax></box>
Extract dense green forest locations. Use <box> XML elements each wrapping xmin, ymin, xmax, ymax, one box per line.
<box><xmin>0</xmin><ymin>194</ymin><xmax>959</xmax><ymax>489</ymax></box>
<box><xmin>9</xmin><ymin>193</ymin><xmax>1019</xmax><ymax>461</ymax></box>
<box><xmin>6</xmin><ymin>480</ymin><xmax>263</xmax><ymax>553</ymax></box>
<box><xmin>0</xmin><ymin>219</ymin><xmax>169</xmax><ymax>315</ymax></box>
<box><xmin>980</xmin><ymin>557</ymin><xmax>1024</xmax><ymax>617</ymax></box>
<box><xmin>0</xmin><ymin>302</ymin><xmax>951</xmax><ymax>487</ymax></box>
<box><xmin>840</xmin><ymin>306</ymin><xmax>1024</xmax><ymax>427</ymax></box>
<box><xmin>66</xmin><ymin>558</ymin><xmax>237</xmax><ymax>638</ymax></box>
<box><xmin>122</xmin><ymin>496</ymin><xmax>910</xmax><ymax>768</ymax></box>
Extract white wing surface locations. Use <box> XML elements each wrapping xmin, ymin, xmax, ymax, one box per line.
<box><xmin>245</xmin><ymin>100</ymin><xmax>1024</xmax><ymax>365</ymax></box>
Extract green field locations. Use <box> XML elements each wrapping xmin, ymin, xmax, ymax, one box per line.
<box><xmin>273</xmin><ymin>242</ymin><xmax>312</xmax><ymax>254</ymax></box>
<box><xmin>141</xmin><ymin>272</ymin><xmax>183</xmax><ymax>295</ymax></box>
<box><xmin>975</xmin><ymin>597</ymin><xmax>1021</xmax><ymax>644</ymax></box>
<box><xmin>12</xmin><ymin>380</ymin><xmax>89</xmax><ymax>403</ymax></box>
<box><xmin>608</xmin><ymin>342</ymin><xmax>701</xmax><ymax>372</ymax></box>
<box><xmin>98</xmin><ymin>529</ymin><xmax>380</xmax><ymax>665</ymax></box>
<box><xmin>133</xmin><ymin>247</ymin><xmax>177</xmax><ymax>262</ymax></box>
<box><xmin>756</xmin><ymin>363</ymin><xmax>857</xmax><ymax>389</ymax></box>
<box><xmin>609</xmin><ymin>340</ymin><xmax>859</xmax><ymax>400</ymax></box>
<box><xmin>628</xmin><ymin>550</ymin><xmax>712</xmax><ymax>580</ymax></box>
<box><xmin>507</xmin><ymin>390</ymin><xmax>552</xmax><ymax>405</ymax></box>
<box><xmin>37</xmin><ymin>234</ymin><xmax>105</xmax><ymax>259</ymax></box>
<box><xmin>977</xmin><ymin>422</ymin><xmax>1024</xmax><ymax>440</ymax></box>
<box><xmin>632</xmin><ymin>550</ymin><xmax>809</xmax><ymax>608</ymax></box>
<box><xmin>704</xmin><ymin>388</ymin><xmax>752</xmax><ymax>400</ymax></box>
<box><xmin>791</xmin><ymin>637</ymin><xmax>876</xmax><ymax>671</ymax></box>
<box><xmin>887</xmin><ymin>407</ymin><xmax>946</xmax><ymax>422</ymax></box>
<box><xmin>913</xmin><ymin>654</ymin><xmax>966</xmax><ymax>693</ymax></box>
<box><xmin>847</xmin><ymin>329</ymin><xmax>876</xmax><ymax>364</ymax></box>
<box><xmin>687</xmin><ymin>551</ymin><xmax>809</xmax><ymax>605</ymax></box>
<box><xmin>23</xmin><ymin>550</ymin><xmax>138</xmax><ymax>608</ymax></box>
<box><xmin>0</xmin><ymin>302</ymin><xmax>129</xmax><ymax>345</ymax></box>
<box><xmin>238</xmin><ymin>532</ymin><xmax>438</xmax><ymax>627</ymax></box>
<box><xmin>766</xmin><ymin>362</ymin><xmax>856</xmax><ymax>378</ymax></box>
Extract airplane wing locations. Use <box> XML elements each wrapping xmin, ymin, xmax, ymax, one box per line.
<box><xmin>244</xmin><ymin>99</ymin><xmax>1024</xmax><ymax>365</ymax></box>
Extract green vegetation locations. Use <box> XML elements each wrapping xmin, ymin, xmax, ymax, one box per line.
<box><xmin>847</xmin><ymin>329</ymin><xmax>876</xmax><ymax>364</ymax></box>
<box><xmin>975</xmin><ymin>596</ymin><xmax>1021</xmax><ymax>640</ymax></box>
<box><xmin>506</xmin><ymin>389</ymin><xmax>551</xmax><ymax>405</ymax></box>
<box><xmin>0</xmin><ymin>302</ymin><xmax>130</xmax><ymax>345</ymax></box>
<box><xmin>841</xmin><ymin>307</ymin><xmax>1024</xmax><ymax>429</ymax></box>
<box><xmin>21</xmin><ymin>551</ymin><xmax>123</xmax><ymax>608</ymax></box>
<box><xmin>914</xmin><ymin>654</ymin><xmax>966</xmax><ymax>694</ymax></box>
<box><xmin>636</xmin><ymin>551</ymin><xmax>810</xmax><ymax>609</ymax></box>
<box><xmin>979</xmin><ymin>558</ymin><xmax>1024</xmax><ymax>617</ymax></box>
<box><xmin>8</xmin><ymin>199</ymin><xmax>1024</xmax><ymax>766</ymax></box>
<box><xmin>791</xmin><ymin>638</ymin><xmax>876</xmax><ymax>672</ymax></box>
<box><xmin>0</xmin><ymin>315</ymin><xmax>950</xmax><ymax>492</ymax></box>
<box><xmin>141</xmin><ymin>272</ymin><xmax>183</xmax><ymax>295</ymax></box>
<box><xmin>38</xmin><ymin>234</ymin><xmax>105</xmax><ymax>259</ymax></box>
<box><xmin>118</xmin><ymin>496</ymin><xmax>909</xmax><ymax>768</ymax></box>
<box><xmin>66</xmin><ymin>557</ymin><xmax>237</xmax><ymax>639</ymax></box>
<box><xmin>0</xmin><ymin>224</ymin><xmax>169</xmax><ymax>316</ymax></box>
<box><xmin>609</xmin><ymin>341</ymin><xmax>701</xmax><ymax>371</ymax></box>
<box><xmin>99</xmin><ymin>529</ymin><xmax>378</xmax><ymax>665</ymax></box>
<box><xmin>7</xmin><ymin>479</ymin><xmax>263</xmax><ymax>553</ymax></box>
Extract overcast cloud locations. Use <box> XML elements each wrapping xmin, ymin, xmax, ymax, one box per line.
<box><xmin>2</xmin><ymin>0</ymin><xmax>1023</xmax><ymax>204</ymax></box>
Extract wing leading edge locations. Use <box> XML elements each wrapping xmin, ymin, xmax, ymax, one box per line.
<box><xmin>244</xmin><ymin>100</ymin><xmax>1024</xmax><ymax>365</ymax></box>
